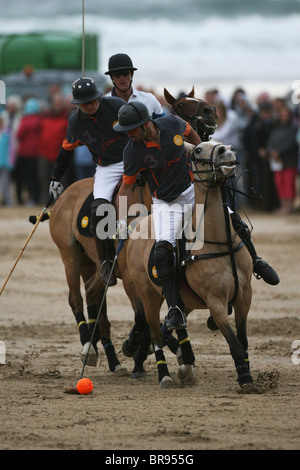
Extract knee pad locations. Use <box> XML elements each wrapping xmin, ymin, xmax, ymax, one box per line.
<box><xmin>154</xmin><ymin>241</ymin><xmax>176</xmax><ymax>281</ymax></box>
<box><xmin>90</xmin><ymin>198</ymin><xmax>109</xmax><ymax>236</ymax></box>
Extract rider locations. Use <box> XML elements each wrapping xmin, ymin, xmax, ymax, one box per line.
<box><xmin>114</xmin><ymin>101</ymin><xmax>201</xmax><ymax>331</ymax></box>
<box><xmin>105</xmin><ymin>53</ymin><xmax>165</xmax><ymax>119</ymax></box>
<box><xmin>49</xmin><ymin>77</ymin><xmax>128</xmax><ymax>286</ymax></box>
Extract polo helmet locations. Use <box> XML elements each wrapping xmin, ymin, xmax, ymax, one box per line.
<box><xmin>70</xmin><ymin>77</ymin><xmax>102</xmax><ymax>104</ymax></box>
<box><xmin>113</xmin><ymin>102</ymin><xmax>150</xmax><ymax>131</ymax></box>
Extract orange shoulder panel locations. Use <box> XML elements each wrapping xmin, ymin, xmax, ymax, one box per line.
<box><xmin>62</xmin><ymin>138</ymin><xmax>82</xmax><ymax>151</ymax></box>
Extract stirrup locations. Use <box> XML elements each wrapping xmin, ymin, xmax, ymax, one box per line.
<box><xmin>164</xmin><ymin>305</ymin><xmax>187</xmax><ymax>331</ymax></box>
<box><xmin>100</xmin><ymin>260</ymin><xmax>117</xmax><ymax>286</ymax></box>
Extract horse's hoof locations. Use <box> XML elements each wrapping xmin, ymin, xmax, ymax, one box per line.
<box><xmin>160</xmin><ymin>375</ymin><xmax>173</xmax><ymax>388</ymax></box>
<box><xmin>178</xmin><ymin>364</ymin><xmax>194</xmax><ymax>382</ymax></box>
<box><xmin>131</xmin><ymin>371</ymin><xmax>146</xmax><ymax>379</ymax></box>
<box><xmin>113</xmin><ymin>364</ymin><xmax>129</xmax><ymax>376</ymax></box>
<box><xmin>80</xmin><ymin>343</ymin><xmax>97</xmax><ymax>366</ymax></box>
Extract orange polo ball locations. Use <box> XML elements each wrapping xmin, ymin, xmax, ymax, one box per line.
<box><xmin>76</xmin><ymin>378</ymin><xmax>93</xmax><ymax>395</ymax></box>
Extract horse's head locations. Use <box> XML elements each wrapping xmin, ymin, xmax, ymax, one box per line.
<box><xmin>164</xmin><ymin>87</ymin><xmax>218</xmax><ymax>141</ymax></box>
<box><xmin>192</xmin><ymin>140</ymin><xmax>236</xmax><ymax>185</ymax></box>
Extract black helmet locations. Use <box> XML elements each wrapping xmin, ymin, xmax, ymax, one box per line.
<box><xmin>113</xmin><ymin>102</ymin><xmax>150</xmax><ymax>131</ymax></box>
<box><xmin>70</xmin><ymin>77</ymin><xmax>102</xmax><ymax>104</ymax></box>
<box><xmin>105</xmin><ymin>53</ymin><xmax>137</xmax><ymax>75</ymax></box>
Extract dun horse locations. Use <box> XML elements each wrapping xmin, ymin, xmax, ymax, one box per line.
<box><xmin>49</xmin><ymin>91</ymin><xmax>218</xmax><ymax>377</ymax></box>
<box><xmin>123</xmin><ymin>140</ymin><xmax>256</xmax><ymax>391</ymax></box>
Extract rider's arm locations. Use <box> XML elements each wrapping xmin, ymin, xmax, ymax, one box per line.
<box><xmin>117</xmin><ymin>180</ymin><xmax>133</xmax><ymax>221</ymax></box>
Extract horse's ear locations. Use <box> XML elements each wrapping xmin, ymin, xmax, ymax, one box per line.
<box><xmin>164</xmin><ymin>88</ymin><xmax>175</xmax><ymax>105</ymax></box>
<box><xmin>188</xmin><ymin>86</ymin><xmax>195</xmax><ymax>97</ymax></box>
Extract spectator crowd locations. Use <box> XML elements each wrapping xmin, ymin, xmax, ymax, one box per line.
<box><xmin>0</xmin><ymin>83</ymin><xmax>299</xmax><ymax>215</ymax></box>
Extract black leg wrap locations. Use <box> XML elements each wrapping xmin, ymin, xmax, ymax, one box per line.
<box><xmin>75</xmin><ymin>311</ymin><xmax>90</xmax><ymax>346</ymax></box>
<box><xmin>244</xmin><ymin>351</ymin><xmax>250</xmax><ymax>373</ymax></box>
<box><xmin>122</xmin><ymin>325</ymin><xmax>144</xmax><ymax>357</ymax></box>
<box><xmin>87</xmin><ymin>305</ymin><xmax>101</xmax><ymax>347</ymax></box>
<box><xmin>101</xmin><ymin>338</ymin><xmax>120</xmax><ymax>372</ymax></box>
<box><xmin>132</xmin><ymin>333</ymin><xmax>151</xmax><ymax>378</ymax></box>
<box><xmin>154</xmin><ymin>348</ymin><xmax>170</xmax><ymax>383</ymax></box>
<box><xmin>236</xmin><ymin>362</ymin><xmax>253</xmax><ymax>386</ymax></box>
<box><xmin>177</xmin><ymin>329</ymin><xmax>195</xmax><ymax>365</ymax></box>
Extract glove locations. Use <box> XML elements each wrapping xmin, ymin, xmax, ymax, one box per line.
<box><xmin>117</xmin><ymin>219</ymin><xmax>128</xmax><ymax>240</ymax></box>
<box><xmin>49</xmin><ymin>180</ymin><xmax>64</xmax><ymax>200</ymax></box>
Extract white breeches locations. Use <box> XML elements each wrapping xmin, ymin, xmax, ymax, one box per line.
<box><xmin>152</xmin><ymin>184</ymin><xmax>195</xmax><ymax>247</ymax></box>
<box><xmin>93</xmin><ymin>162</ymin><xmax>124</xmax><ymax>202</ymax></box>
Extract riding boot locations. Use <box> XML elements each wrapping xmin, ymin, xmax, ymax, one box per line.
<box><xmin>154</xmin><ymin>241</ymin><xmax>186</xmax><ymax>331</ymax></box>
<box><xmin>230</xmin><ymin>212</ymin><xmax>279</xmax><ymax>285</ymax></box>
<box><xmin>94</xmin><ymin>237</ymin><xmax>117</xmax><ymax>286</ymax></box>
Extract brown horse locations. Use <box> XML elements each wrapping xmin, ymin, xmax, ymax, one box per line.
<box><xmin>123</xmin><ymin>140</ymin><xmax>256</xmax><ymax>391</ymax></box>
<box><xmin>164</xmin><ymin>87</ymin><xmax>218</xmax><ymax>141</ymax></box>
<box><xmin>49</xmin><ymin>175</ymin><xmax>154</xmax><ymax>376</ymax></box>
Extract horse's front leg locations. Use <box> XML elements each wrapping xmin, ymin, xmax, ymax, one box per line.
<box><xmin>234</xmin><ymin>290</ymin><xmax>253</xmax><ymax>375</ymax></box>
<box><xmin>144</xmin><ymin>300</ymin><xmax>174</xmax><ymax>388</ymax></box>
<box><xmin>210</xmin><ymin>302</ymin><xmax>253</xmax><ymax>389</ymax></box>
<box><xmin>176</xmin><ymin>328</ymin><xmax>195</xmax><ymax>383</ymax></box>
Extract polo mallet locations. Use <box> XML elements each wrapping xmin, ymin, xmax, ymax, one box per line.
<box><xmin>64</xmin><ymin>239</ymin><xmax>125</xmax><ymax>394</ymax></box>
<box><xmin>0</xmin><ymin>196</ymin><xmax>54</xmax><ymax>296</ymax></box>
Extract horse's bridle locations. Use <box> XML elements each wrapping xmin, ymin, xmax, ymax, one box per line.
<box><xmin>171</xmin><ymin>95</ymin><xmax>217</xmax><ymax>141</ymax></box>
<box><xmin>191</xmin><ymin>143</ymin><xmax>222</xmax><ymax>186</ymax></box>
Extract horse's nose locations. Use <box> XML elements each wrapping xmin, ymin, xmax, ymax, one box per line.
<box><xmin>218</xmin><ymin>145</ymin><xmax>226</xmax><ymax>155</ymax></box>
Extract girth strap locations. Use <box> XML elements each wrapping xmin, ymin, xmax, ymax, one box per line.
<box><xmin>181</xmin><ymin>240</ymin><xmax>244</xmax><ymax>266</ymax></box>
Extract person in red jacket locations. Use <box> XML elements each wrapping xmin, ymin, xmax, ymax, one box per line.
<box><xmin>38</xmin><ymin>93</ymin><xmax>69</xmax><ymax>204</ymax></box>
<box><xmin>15</xmin><ymin>98</ymin><xmax>42</xmax><ymax>205</ymax></box>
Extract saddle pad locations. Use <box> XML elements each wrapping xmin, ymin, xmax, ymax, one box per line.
<box><xmin>76</xmin><ymin>192</ymin><xmax>94</xmax><ymax>238</ymax></box>
<box><xmin>147</xmin><ymin>242</ymin><xmax>161</xmax><ymax>287</ymax></box>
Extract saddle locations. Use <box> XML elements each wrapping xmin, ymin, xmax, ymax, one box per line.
<box><xmin>76</xmin><ymin>175</ymin><xmax>147</xmax><ymax>239</ymax></box>
<box><xmin>147</xmin><ymin>233</ymin><xmax>244</xmax><ymax>308</ymax></box>
<box><xmin>147</xmin><ymin>237</ymin><xmax>207</xmax><ymax>307</ymax></box>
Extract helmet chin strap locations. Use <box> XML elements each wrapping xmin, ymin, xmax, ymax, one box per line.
<box><xmin>112</xmin><ymin>77</ymin><xmax>133</xmax><ymax>94</ymax></box>
<box><xmin>113</xmin><ymin>81</ymin><xmax>133</xmax><ymax>93</ymax></box>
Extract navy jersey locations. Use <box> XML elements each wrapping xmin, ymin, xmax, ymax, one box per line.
<box><xmin>123</xmin><ymin>114</ymin><xmax>193</xmax><ymax>202</ymax></box>
<box><xmin>52</xmin><ymin>96</ymin><xmax>129</xmax><ymax>180</ymax></box>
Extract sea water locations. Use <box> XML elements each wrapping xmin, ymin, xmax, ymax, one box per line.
<box><xmin>1</xmin><ymin>0</ymin><xmax>300</xmax><ymax>101</ymax></box>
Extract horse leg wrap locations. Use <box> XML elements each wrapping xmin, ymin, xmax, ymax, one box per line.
<box><xmin>124</xmin><ymin>325</ymin><xmax>144</xmax><ymax>356</ymax></box>
<box><xmin>154</xmin><ymin>345</ymin><xmax>170</xmax><ymax>383</ymax></box>
<box><xmin>177</xmin><ymin>329</ymin><xmax>195</xmax><ymax>365</ymax></box>
<box><xmin>131</xmin><ymin>333</ymin><xmax>151</xmax><ymax>378</ymax></box>
<box><xmin>101</xmin><ymin>338</ymin><xmax>120</xmax><ymax>372</ymax></box>
<box><xmin>87</xmin><ymin>305</ymin><xmax>100</xmax><ymax>347</ymax></box>
<box><xmin>244</xmin><ymin>350</ymin><xmax>250</xmax><ymax>373</ymax></box>
<box><xmin>236</xmin><ymin>361</ymin><xmax>253</xmax><ymax>386</ymax></box>
<box><xmin>75</xmin><ymin>311</ymin><xmax>90</xmax><ymax>346</ymax></box>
